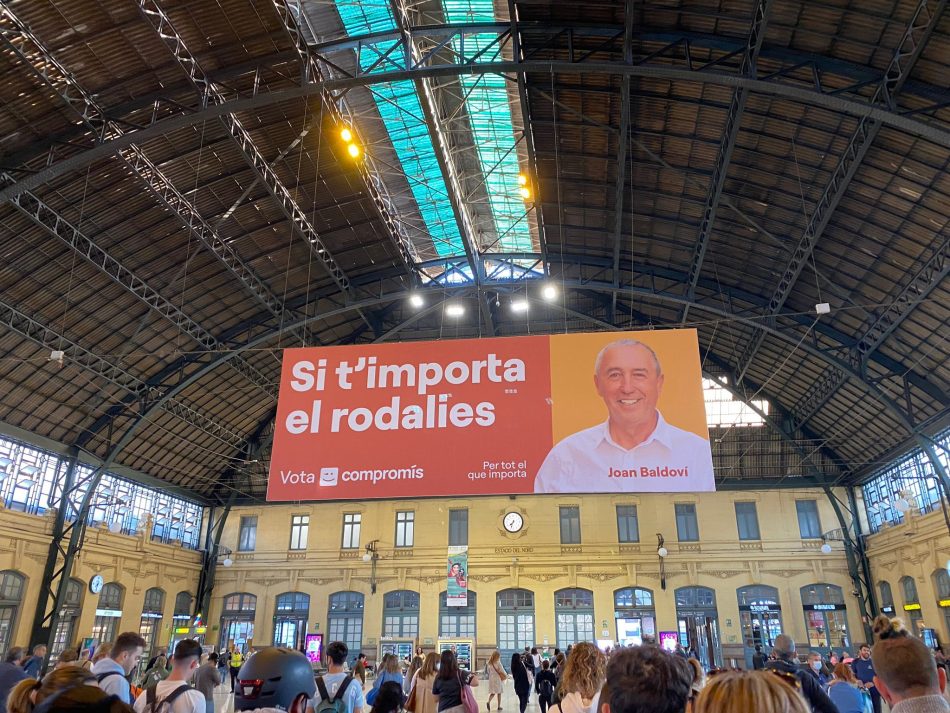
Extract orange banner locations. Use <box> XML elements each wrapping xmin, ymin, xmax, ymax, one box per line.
<box><xmin>267</xmin><ymin>330</ymin><xmax>714</xmax><ymax>501</ymax></box>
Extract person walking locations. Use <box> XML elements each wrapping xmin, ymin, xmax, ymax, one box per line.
<box><xmin>354</xmin><ymin>653</ymin><xmax>368</xmax><ymax>687</ymax></box>
<box><xmin>486</xmin><ymin>650</ymin><xmax>507</xmax><ymax>711</ymax></box>
<box><xmin>432</xmin><ymin>649</ymin><xmax>478</xmax><ymax>713</ymax></box>
<box><xmin>229</xmin><ymin>645</ymin><xmax>244</xmax><ymax>693</ymax></box>
<box><xmin>367</xmin><ymin>654</ymin><xmax>404</xmax><ymax>706</ymax></box>
<box><xmin>534</xmin><ymin>660</ymin><xmax>557</xmax><ymax>713</ymax></box>
<box><xmin>510</xmin><ymin>653</ymin><xmax>531</xmax><ymax>713</ymax></box>
<box><xmin>752</xmin><ymin>644</ymin><xmax>768</xmax><ymax>670</ymax></box>
<box><xmin>194</xmin><ymin>651</ymin><xmax>222</xmax><ymax>713</ymax></box>
<box><xmin>411</xmin><ymin>652</ymin><xmax>440</xmax><ymax>713</ymax></box>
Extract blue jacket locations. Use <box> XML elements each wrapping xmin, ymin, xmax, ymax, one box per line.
<box><xmin>0</xmin><ymin>661</ymin><xmax>27</xmax><ymax>710</ymax></box>
<box><xmin>366</xmin><ymin>671</ymin><xmax>404</xmax><ymax>705</ymax></box>
<box><xmin>827</xmin><ymin>682</ymin><xmax>870</xmax><ymax>713</ymax></box>
<box><xmin>22</xmin><ymin>655</ymin><xmax>43</xmax><ymax>678</ymax></box>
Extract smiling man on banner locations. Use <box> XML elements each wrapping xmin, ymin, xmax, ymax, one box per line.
<box><xmin>534</xmin><ymin>339</ymin><xmax>714</xmax><ymax>493</ymax></box>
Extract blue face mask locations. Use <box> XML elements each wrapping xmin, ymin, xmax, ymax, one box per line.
<box><xmin>811</xmin><ymin>661</ymin><xmax>822</xmax><ymax>671</ymax></box>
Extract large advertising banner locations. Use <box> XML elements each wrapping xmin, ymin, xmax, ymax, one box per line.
<box><xmin>267</xmin><ymin>329</ymin><xmax>714</xmax><ymax>500</ymax></box>
<box><xmin>447</xmin><ymin>547</ymin><xmax>469</xmax><ymax>607</ymax></box>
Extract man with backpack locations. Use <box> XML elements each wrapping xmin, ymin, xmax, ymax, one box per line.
<box><xmin>316</xmin><ymin>641</ymin><xmax>365</xmax><ymax>713</ymax></box>
<box><xmin>92</xmin><ymin>631</ymin><xmax>146</xmax><ymax>705</ymax></box>
<box><xmin>534</xmin><ymin>660</ymin><xmax>557</xmax><ymax>713</ymax></box>
<box><xmin>133</xmin><ymin>638</ymin><xmax>205</xmax><ymax>713</ymax></box>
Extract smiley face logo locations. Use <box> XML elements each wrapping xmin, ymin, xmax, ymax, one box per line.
<box><xmin>319</xmin><ymin>467</ymin><xmax>339</xmax><ymax>486</ymax></box>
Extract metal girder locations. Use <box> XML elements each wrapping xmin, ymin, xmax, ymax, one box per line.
<box><xmin>388</xmin><ymin>0</ymin><xmax>484</xmax><ymax>284</ymax></box>
<box><xmin>734</xmin><ymin>0</ymin><xmax>946</xmax><ymax>383</ymax></box>
<box><xmin>2</xmin><ymin>37</ymin><xmax>949</xmax><ymax>210</ymax></box>
<box><xmin>0</xmin><ymin>295</ymin><xmax>246</xmax><ymax>449</ymax></box>
<box><xmin>271</xmin><ymin>0</ymin><xmax>420</xmax><ymax>284</ymax></box>
<box><xmin>507</xmin><ymin>0</ymin><xmax>549</xmax><ymax>272</ymax></box>
<box><xmin>136</xmin><ymin>0</ymin><xmax>352</xmax><ymax>297</ymax></box>
<box><xmin>610</xmin><ymin>0</ymin><xmax>636</xmax><ymax>322</ymax></box>
<box><xmin>855</xmin><ymin>227</ymin><xmax>949</xmax><ymax>361</ymax></box>
<box><xmin>681</xmin><ymin>0</ymin><xmax>772</xmax><ymax>324</ymax></box>
<box><xmin>4</xmin><ymin>182</ymin><xmax>275</xmax><ymax>401</ymax></box>
<box><xmin>0</xmin><ymin>6</ymin><xmax>314</xmax><ymax>349</ymax></box>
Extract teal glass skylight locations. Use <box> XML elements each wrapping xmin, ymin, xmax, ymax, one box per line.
<box><xmin>443</xmin><ymin>0</ymin><xmax>534</xmax><ymax>252</ymax></box>
<box><xmin>335</xmin><ymin>1</ymin><xmax>465</xmax><ymax>257</ymax></box>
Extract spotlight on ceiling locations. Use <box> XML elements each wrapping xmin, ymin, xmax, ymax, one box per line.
<box><xmin>340</xmin><ymin>127</ymin><xmax>353</xmax><ymax>142</ymax></box>
<box><xmin>445</xmin><ymin>304</ymin><xmax>465</xmax><ymax>317</ymax></box>
<box><xmin>511</xmin><ymin>299</ymin><xmax>529</xmax><ymax>313</ymax></box>
<box><xmin>409</xmin><ymin>293</ymin><xmax>424</xmax><ymax>308</ymax></box>
<box><xmin>347</xmin><ymin>143</ymin><xmax>361</xmax><ymax>158</ymax></box>
<box><xmin>541</xmin><ymin>284</ymin><xmax>557</xmax><ymax>301</ymax></box>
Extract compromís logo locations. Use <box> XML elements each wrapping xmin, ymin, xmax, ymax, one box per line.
<box><xmin>319</xmin><ymin>467</ymin><xmax>339</xmax><ymax>486</ymax></box>
<box><xmin>341</xmin><ymin>466</ymin><xmax>424</xmax><ymax>485</ymax></box>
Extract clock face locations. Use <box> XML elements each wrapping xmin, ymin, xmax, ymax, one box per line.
<box><xmin>90</xmin><ymin>575</ymin><xmax>104</xmax><ymax>595</ymax></box>
<box><xmin>503</xmin><ymin>512</ymin><xmax>524</xmax><ymax>533</ymax></box>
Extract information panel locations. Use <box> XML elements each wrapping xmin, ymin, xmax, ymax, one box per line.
<box><xmin>268</xmin><ymin>330</ymin><xmax>714</xmax><ymax>500</ymax></box>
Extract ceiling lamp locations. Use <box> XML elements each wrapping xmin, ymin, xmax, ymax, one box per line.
<box><xmin>409</xmin><ymin>293</ymin><xmax>424</xmax><ymax>308</ymax></box>
<box><xmin>541</xmin><ymin>284</ymin><xmax>557</xmax><ymax>301</ymax></box>
<box><xmin>445</xmin><ymin>304</ymin><xmax>465</xmax><ymax>317</ymax></box>
<box><xmin>511</xmin><ymin>299</ymin><xmax>529</xmax><ymax>313</ymax></box>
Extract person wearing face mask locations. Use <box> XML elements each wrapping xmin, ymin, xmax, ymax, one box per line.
<box><xmin>805</xmin><ymin>653</ymin><xmax>830</xmax><ymax>686</ymax></box>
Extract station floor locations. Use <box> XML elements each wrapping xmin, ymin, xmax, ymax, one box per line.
<box><xmin>211</xmin><ymin>674</ymin><xmax>541</xmax><ymax>713</ymax></box>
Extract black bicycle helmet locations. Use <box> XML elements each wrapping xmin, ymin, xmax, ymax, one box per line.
<box><xmin>234</xmin><ymin>647</ymin><xmax>317</xmax><ymax>711</ymax></box>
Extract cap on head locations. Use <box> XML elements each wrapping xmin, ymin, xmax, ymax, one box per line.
<box><xmin>234</xmin><ymin>647</ymin><xmax>316</xmax><ymax>711</ymax></box>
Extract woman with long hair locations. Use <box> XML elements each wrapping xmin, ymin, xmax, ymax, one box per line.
<box><xmin>486</xmin><ymin>650</ymin><xmax>507</xmax><ymax>711</ymax></box>
<box><xmin>371</xmin><ymin>681</ymin><xmax>405</xmax><ymax>713</ymax></box>
<box><xmin>509</xmin><ymin>653</ymin><xmax>530</xmax><ymax>713</ymax></box>
<box><xmin>548</xmin><ymin>643</ymin><xmax>606</xmax><ymax>713</ymax></box>
<box><xmin>368</xmin><ymin>654</ymin><xmax>405</xmax><ymax>706</ymax></box>
<box><xmin>412</xmin><ymin>652</ymin><xmax>441</xmax><ymax>713</ymax></box>
<box><xmin>433</xmin><ymin>649</ymin><xmax>478</xmax><ymax>713</ymax></box>
<box><xmin>826</xmin><ymin>663</ymin><xmax>871</xmax><ymax>713</ymax></box>
<box><xmin>406</xmin><ymin>654</ymin><xmax>424</xmax><ymax>696</ymax></box>
<box><xmin>693</xmin><ymin>671</ymin><xmax>809</xmax><ymax>713</ymax></box>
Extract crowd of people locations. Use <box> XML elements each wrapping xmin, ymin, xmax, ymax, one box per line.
<box><xmin>0</xmin><ymin>614</ymin><xmax>946</xmax><ymax>713</ymax></box>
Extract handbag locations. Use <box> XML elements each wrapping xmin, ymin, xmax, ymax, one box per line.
<box><xmin>460</xmin><ymin>672</ymin><xmax>479</xmax><ymax>713</ymax></box>
<box><xmin>405</xmin><ymin>672</ymin><xmax>418</xmax><ymax>712</ymax></box>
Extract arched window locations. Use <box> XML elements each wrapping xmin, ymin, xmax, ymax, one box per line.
<box><xmin>674</xmin><ymin>587</ymin><xmax>720</xmax><ymax>669</ymax></box>
<box><xmin>383</xmin><ymin>590</ymin><xmax>419</xmax><ymax>639</ymax></box>
<box><xmin>51</xmin><ymin>579</ymin><xmax>82</xmax><ymax>658</ymax></box>
<box><xmin>613</xmin><ymin>588</ymin><xmax>655</xmax><ymax>646</ymax></box>
<box><xmin>899</xmin><ymin>576</ymin><xmax>923</xmax><ymax>635</ymax></box>
<box><xmin>439</xmin><ymin>591</ymin><xmax>476</xmax><ymax>638</ymax></box>
<box><xmin>496</xmin><ymin>589</ymin><xmax>534</xmax><ymax>661</ymax></box>
<box><xmin>737</xmin><ymin>585</ymin><xmax>782</xmax><ymax>669</ymax></box>
<box><xmin>0</xmin><ymin>571</ymin><xmax>25</xmax><ymax>657</ymax></box>
<box><xmin>92</xmin><ymin>583</ymin><xmax>124</xmax><ymax>645</ymax></box>
<box><xmin>554</xmin><ymin>588</ymin><xmax>593</xmax><ymax>648</ymax></box>
<box><xmin>800</xmin><ymin>584</ymin><xmax>848</xmax><ymax>653</ymax></box>
<box><xmin>878</xmin><ymin>582</ymin><xmax>895</xmax><ymax>613</ymax></box>
<box><xmin>933</xmin><ymin>569</ymin><xmax>950</xmax><ymax>600</ymax></box>
<box><xmin>140</xmin><ymin>588</ymin><xmax>165</xmax><ymax>657</ymax></box>
<box><xmin>174</xmin><ymin>591</ymin><xmax>192</xmax><ymax>621</ymax></box>
<box><xmin>220</xmin><ymin>593</ymin><xmax>256</xmax><ymax>653</ymax></box>
<box><xmin>328</xmin><ymin>592</ymin><xmax>364</xmax><ymax>657</ymax></box>
<box><xmin>274</xmin><ymin>592</ymin><xmax>310</xmax><ymax>649</ymax></box>
<box><xmin>900</xmin><ymin>576</ymin><xmax>919</xmax><ymax>604</ymax></box>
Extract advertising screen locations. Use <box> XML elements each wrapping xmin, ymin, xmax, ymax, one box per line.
<box><xmin>268</xmin><ymin>329</ymin><xmax>714</xmax><ymax>501</ymax></box>
<box><xmin>304</xmin><ymin>634</ymin><xmax>323</xmax><ymax>664</ymax></box>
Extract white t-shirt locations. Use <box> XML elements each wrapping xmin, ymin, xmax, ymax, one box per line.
<box><xmin>133</xmin><ymin>680</ymin><xmax>205</xmax><ymax>713</ymax></box>
<box><xmin>534</xmin><ymin>412</ymin><xmax>714</xmax><ymax>493</ymax></box>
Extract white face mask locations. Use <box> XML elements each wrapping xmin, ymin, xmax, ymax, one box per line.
<box><xmin>811</xmin><ymin>661</ymin><xmax>822</xmax><ymax>671</ymax></box>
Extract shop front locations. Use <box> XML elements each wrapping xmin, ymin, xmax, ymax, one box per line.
<box><xmin>801</xmin><ymin>584</ymin><xmax>849</xmax><ymax>655</ymax></box>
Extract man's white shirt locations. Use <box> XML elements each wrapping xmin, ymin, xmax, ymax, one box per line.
<box><xmin>133</xmin><ymin>680</ymin><xmax>205</xmax><ymax>713</ymax></box>
<box><xmin>534</xmin><ymin>411</ymin><xmax>714</xmax><ymax>493</ymax></box>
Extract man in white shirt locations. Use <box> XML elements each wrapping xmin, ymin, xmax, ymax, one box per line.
<box><xmin>92</xmin><ymin>631</ymin><xmax>146</xmax><ymax>705</ymax></box>
<box><xmin>535</xmin><ymin>339</ymin><xmax>714</xmax><ymax>493</ymax></box>
<box><xmin>134</xmin><ymin>638</ymin><xmax>206</xmax><ymax>713</ymax></box>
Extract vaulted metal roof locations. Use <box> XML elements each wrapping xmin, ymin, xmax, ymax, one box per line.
<box><xmin>0</xmin><ymin>0</ymin><xmax>946</xmax><ymax>503</ymax></box>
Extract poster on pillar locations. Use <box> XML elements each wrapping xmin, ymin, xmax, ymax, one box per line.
<box><xmin>447</xmin><ymin>547</ymin><xmax>468</xmax><ymax>607</ymax></box>
<box><xmin>267</xmin><ymin>330</ymin><xmax>715</xmax><ymax>500</ymax></box>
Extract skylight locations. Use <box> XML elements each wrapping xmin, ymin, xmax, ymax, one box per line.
<box><xmin>334</xmin><ymin>1</ymin><xmax>465</xmax><ymax>257</ymax></box>
<box><xmin>443</xmin><ymin>0</ymin><xmax>534</xmax><ymax>252</ymax></box>
<box><xmin>703</xmin><ymin>377</ymin><xmax>769</xmax><ymax>428</ymax></box>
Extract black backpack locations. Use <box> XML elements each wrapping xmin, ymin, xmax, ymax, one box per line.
<box><xmin>316</xmin><ymin>675</ymin><xmax>355</xmax><ymax>713</ymax></box>
<box><xmin>539</xmin><ymin>677</ymin><xmax>554</xmax><ymax>700</ymax></box>
<box><xmin>143</xmin><ymin>684</ymin><xmax>192</xmax><ymax>713</ymax></box>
